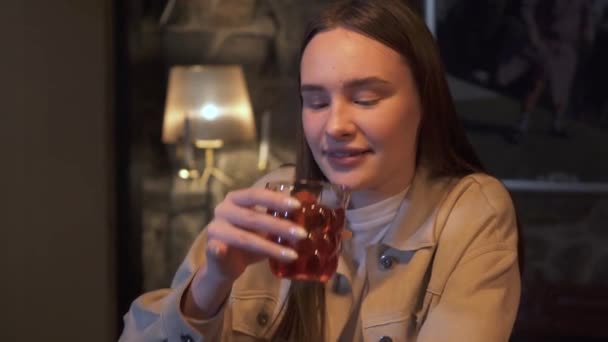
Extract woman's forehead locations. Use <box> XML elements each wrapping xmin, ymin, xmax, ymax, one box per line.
<box><xmin>300</xmin><ymin>28</ymin><xmax>410</xmax><ymax>86</ymax></box>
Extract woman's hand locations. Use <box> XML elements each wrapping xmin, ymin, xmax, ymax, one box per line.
<box><xmin>184</xmin><ymin>187</ymin><xmax>307</xmax><ymax>319</ymax></box>
<box><xmin>204</xmin><ymin>187</ymin><xmax>307</xmax><ymax>280</ymax></box>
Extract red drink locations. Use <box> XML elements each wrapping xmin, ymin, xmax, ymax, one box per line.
<box><xmin>268</xmin><ymin>189</ymin><xmax>346</xmax><ymax>282</ymax></box>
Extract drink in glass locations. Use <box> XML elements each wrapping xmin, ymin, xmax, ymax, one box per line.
<box><xmin>266</xmin><ymin>180</ymin><xmax>350</xmax><ymax>282</ymax></box>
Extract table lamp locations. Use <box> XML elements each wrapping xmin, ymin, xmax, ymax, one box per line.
<box><xmin>162</xmin><ymin>65</ymin><xmax>257</xmax><ymax>190</ymax></box>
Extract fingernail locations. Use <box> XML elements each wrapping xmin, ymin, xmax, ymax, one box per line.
<box><xmin>286</xmin><ymin>198</ymin><xmax>301</xmax><ymax>209</ymax></box>
<box><xmin>289</xmin><ymin>226</ymin><xmax>308</xmax><ymax>239</ymax></box>
<box><xmin>281</xmin><ymin>249</ymin><xmax>299</xmax><ymax>260</ymax></box>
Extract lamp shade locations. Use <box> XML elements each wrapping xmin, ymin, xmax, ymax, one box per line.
<box><xmin>162</xmin><ymin>65</ymin><xmax>257</xmax><ymax>145</ymax></box>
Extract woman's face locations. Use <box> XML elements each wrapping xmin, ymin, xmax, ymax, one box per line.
<box><xmin>300</xmin><ymin>27</ymin><xmax>422</xmax><ymax>207</ymax></box>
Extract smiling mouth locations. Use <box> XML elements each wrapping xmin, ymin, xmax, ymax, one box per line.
<box><xmin>324</xmin><ymin>149</ymin><xmax>372</xmax><ymax>158</ymax></box>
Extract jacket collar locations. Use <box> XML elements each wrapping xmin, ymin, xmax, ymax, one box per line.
<box><xmin>333</xmin><ymin>166</ymin><xmax>456</xmax><ymax>286</ymax></box>
<box><xmin>380</xmin><ymin>166</ymin><xmax>456</xmax><ymax>252</ymax></box>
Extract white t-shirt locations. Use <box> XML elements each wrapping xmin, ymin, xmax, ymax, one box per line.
<box><xmin>338</xmin><ymin>187</ymin><xmax>410</xmax><ymax>341</ymax></box>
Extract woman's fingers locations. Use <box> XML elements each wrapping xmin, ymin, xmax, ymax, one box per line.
<box><xmin>225</xmin><ymin>188</ymin><xmax>301</xmax><ymax>211</ymax></box>
<box><xmin>214</xmin><ymin>201</ymin><xmax>307</xmax><ymax>242</ymax></box>
<box><xmin>208</xmin><ymin>220</ymin><xmax>299</xmax><ymax>262</ymax></box>
<box><xmin>203</xmin><ymin>186</ymin><xmax>304</xmax><ymax>276</ymax></box>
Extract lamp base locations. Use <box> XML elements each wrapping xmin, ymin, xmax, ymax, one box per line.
<box><xmin>194</xmin><ymin>139</ymin><xmax>233</xmax><ymax>191</ymax></box>
<box><xmin>198</xmin><ymin>166</ymin><xmax>233</xmax><ymax>190</ymax></box>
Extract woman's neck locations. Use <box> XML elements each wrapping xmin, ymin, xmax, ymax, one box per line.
<box><xmin>349</xmin><ymin>170</ymin><xmax>414</xmax><ymax>209</ymax></box>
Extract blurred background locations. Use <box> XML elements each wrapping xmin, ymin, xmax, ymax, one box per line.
<box><xmin>2</xmin><ymin>0</ymin><xmax>607</xmax><ymax>341</ymax></box>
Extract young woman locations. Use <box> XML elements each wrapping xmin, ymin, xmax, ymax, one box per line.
<box><xmin>120</xmin><ymin>1</ymin><xmax>521</xmax><ymax>341</ymax></box>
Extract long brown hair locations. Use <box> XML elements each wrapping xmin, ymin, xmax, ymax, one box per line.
<box><xmin>273</xmin><ymin>1</ymin><xmax>488</xmax><ymax>340</ymax></box>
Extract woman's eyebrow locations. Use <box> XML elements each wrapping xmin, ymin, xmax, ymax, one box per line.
<box><xmin>301</xmin><ymin>77</ymin><xmax>391</xmax><ymax>92</ymax></box>
<box><xmin>343</xmin><ymin>77</ymin><xmax>392</xmax><ymax>90</ymax></box>
<box><xmin>300</xmin><ymin>84</ymin><xmax>325</xmax><ymax>92</ymax></box>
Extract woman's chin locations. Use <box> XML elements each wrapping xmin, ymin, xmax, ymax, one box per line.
<box><xmin>324</xmin><ymin>172</ymin><xmax>365</xmax><ymax>191</ymax></box>
<box><xmin>318</xmin><ymin>160</ymin><xmax>377</xmax><ymax>190</ymax></box>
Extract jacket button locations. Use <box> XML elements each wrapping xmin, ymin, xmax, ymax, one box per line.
<box><xmin>379</xmin><ymin>336</ymin><xmax>393</xmax><ymax>342</ymax></box>
<box><xmin>180</xmin><ymin>334</ymin><xmax>194</xmax><ymax>342</ymax></box>
<box><xmin>257</xmin><ymin>311</ymin><xmax>270</xmax><ymax>326</ymax></box>
<box><xmin>379</xmin><ymin>254</ymin><xmax>396</xmax><ymax>270</ymax></box>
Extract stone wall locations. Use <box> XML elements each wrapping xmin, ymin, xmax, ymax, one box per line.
<box><xmin>158</xmin><ymin>0</ymin><xmax>329</xmax><ymax>72</ymax></box>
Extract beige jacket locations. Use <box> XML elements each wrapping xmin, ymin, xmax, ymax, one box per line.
<box><xmin>120</xmin><ymin>166</ymin><xmax>520</xmax><ymax>342</ymax></box>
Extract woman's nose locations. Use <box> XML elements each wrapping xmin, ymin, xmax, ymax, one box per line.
<box><xmin>325</xmin><ymin>102</ymin><xmax>356</xmax><ymax>140</ymax></box>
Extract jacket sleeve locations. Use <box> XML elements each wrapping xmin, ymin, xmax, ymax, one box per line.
<box><xmin>119</xmin><ymin>229</ymin><xmax>232</xmax><ymax>342</ymax></box>
<box><xmin>417</xmin><ymin>177</ymin><xmax>521</xmax><ymax>342</ymax></box>
<box><xmin>118</xmin><ymin>167</ymin><xmax>295</xmax><ymax>342</ymax></box>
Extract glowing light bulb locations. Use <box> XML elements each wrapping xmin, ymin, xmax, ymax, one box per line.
<box><xmin>178</xmin><ymin>169</ymin><xmax>190</xmax><ymax>179</ymax></box>
<box><xmin>200</xmin><ymin>104</ymin><xmax>219</xmax><ymax>120</ymax></box>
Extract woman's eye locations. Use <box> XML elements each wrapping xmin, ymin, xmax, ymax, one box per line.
<box><xmin>352</xmin><ymin>89</ymin><xmax>381</xmax><ymax>107</ymax></box>
<box><xmin>303</xmin><ymin>95</ymin><xmax>330</xmax><ymax>110</ymax></box>
<box><xmin>309</xmin><ymin>101</ymin><xmax>329</xmax><ymax>109</ymax></box>
<box><xmin>353</xmin><ymin>98</ymin><xmax>380</xmax><ymax>107</ymax></box>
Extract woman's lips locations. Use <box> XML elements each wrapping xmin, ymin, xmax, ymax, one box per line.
<box><xmin>323</xmin><ymin>148</ymin><xmax>372</xmax><ymax>167</ymax></box>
